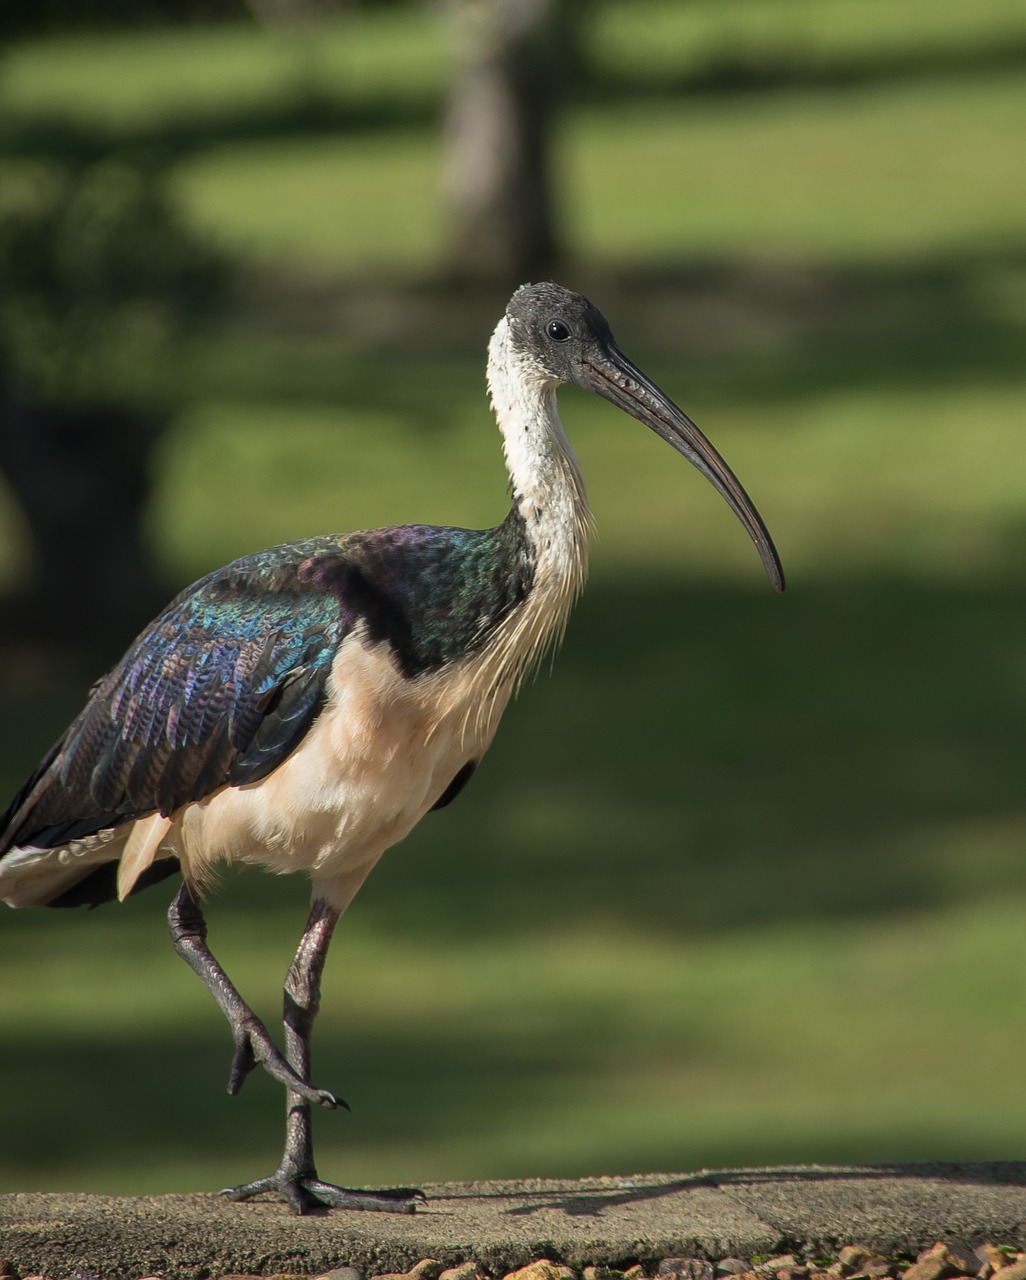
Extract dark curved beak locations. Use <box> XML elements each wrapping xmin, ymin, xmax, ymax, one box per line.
<box><xmin>575</xmin><ymin>342</ymin><xmax>785</xmax><ymax>592</ymax></box>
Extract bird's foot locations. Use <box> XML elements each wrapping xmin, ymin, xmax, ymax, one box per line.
<box><xmin>227</xmin><ymin>1016</ymin><xmax>347</xmax><ymax>1111</ymax></box>
<box><xmin>221</xmin><ymin>1169</ymin><xmax>423</xmax><ymax>1216</ymax></box>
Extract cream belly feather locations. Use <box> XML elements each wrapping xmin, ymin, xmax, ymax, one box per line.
<box><xmin>166</xmin><ymin>632</ymin><xmax>516</xmax><ymax>910</ymax></box>
<box><xmin>0</xmin><ymin>632</ymin><xmax>515</xmax><ymax>913</ymax></box>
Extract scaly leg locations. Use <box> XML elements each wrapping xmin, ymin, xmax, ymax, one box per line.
<box><xmin>219</xmin><ymin>897</ymin><xmax>422</xmax><ymax>1215</ymax></box>
<box><xmin>167</xmin><ymin>883</ymin><xmax>343</xmax><ymax>1110</ymax></box>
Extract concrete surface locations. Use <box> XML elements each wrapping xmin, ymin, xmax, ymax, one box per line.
<box><xmin>2</xmin><ymin>1164</ymin><xmax>1025</xmax><ymax>1280</ymax></box>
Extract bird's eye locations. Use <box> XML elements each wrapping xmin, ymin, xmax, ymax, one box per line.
<box><xmin>546</xmin><ymin>320</ymin><xmax>571</xmax><ymax>342</ymax></box>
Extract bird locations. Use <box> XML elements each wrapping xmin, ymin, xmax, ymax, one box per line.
<box><xmin>0</xmin><ymin>281</ymin><xmax>784</xmax><ymax>1215</ymax></box>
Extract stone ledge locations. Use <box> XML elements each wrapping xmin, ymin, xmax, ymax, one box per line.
<box><xmin>3</xmin><ymin>1164</ymin><xmax>1025</xmax><ymax>1280</ymax></box>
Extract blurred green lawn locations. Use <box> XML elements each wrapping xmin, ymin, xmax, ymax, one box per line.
<box><xmin>2</xmin><ymin>0</ymin><xmax>1026</xmax><ymax>1196</ymax></box>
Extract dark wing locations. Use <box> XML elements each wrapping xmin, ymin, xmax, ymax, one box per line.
<box><xmin>0</xmin><ymin>539</ymin><xmax>349</xmax><ymax>856</ymax></box>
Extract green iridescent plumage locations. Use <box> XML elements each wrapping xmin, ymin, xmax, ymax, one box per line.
<box><xmin>0</xmin><ymin>509</ymin><xmax>533</xmax><ymax>861</ymax></box>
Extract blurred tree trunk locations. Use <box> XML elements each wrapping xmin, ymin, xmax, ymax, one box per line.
<box><xmin>441</xmin><ymin>0</ymin><xmax>578</xmax><ymax>285</ymax></box>
<box><xmin>0</xmin><ymin>387</ymin><xmax>165</xmax><ymax>656</ymax></box>
<box><xmin>0</xmin><ymin>157</ymin><xmax>223</xmax><ymax>660</ymax></box>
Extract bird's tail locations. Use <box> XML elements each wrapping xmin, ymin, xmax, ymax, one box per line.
<box><xmin>0</xmin><ymin>833</ymin><xmax>128</xmax><ymax>907</ymax></box>
<box><xmin>0</xmin><ymin>814</ymin><xmax>179</xmax><ymax>909</ymax></box>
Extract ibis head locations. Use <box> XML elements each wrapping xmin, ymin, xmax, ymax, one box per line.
<box><xmin>504</xmin><ymin>282</ymin><xmax>784</xmax><ymax>593</ymax></box>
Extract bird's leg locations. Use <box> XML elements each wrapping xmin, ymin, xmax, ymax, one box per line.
<box><xmin>167</xmin><ymin>883</ymin><xmax>342</xmax><ymax>1110</ymax></box>
<box><xmin>222</xmin><ymin>897</ymin><xmax>422</xmax><ymax>1215</ymax></box>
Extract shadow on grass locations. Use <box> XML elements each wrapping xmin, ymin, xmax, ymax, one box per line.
<box><xmin>579</xmin><ymin>250</ymin><xmax>1026</xmax><ymax>407</ymax></box>
<box><xmin>4</xmin><ymin>569</ymin><xmax>1026</xmax><ymax>945</ymax></box>
<box><xmin>584</xmin><ymin>35</ymin><xmax>1026</xmax><ymax>105</ymax></box>
<box><xmin>165</xmin><ymin>243</ymin><xmax>1026</xmax><ymax>428</ymax></box>
<box><xmin>0</xmin><ymin>1018</ymin><xmax>582</xmax><ymax>1185</ymax></box>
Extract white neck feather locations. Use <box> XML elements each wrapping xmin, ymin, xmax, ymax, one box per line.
<box><xmin>481</xmin><ymin>316</ymin><xmax>592</xmax><ymax>685</ymax></box>
<box><xmin>487</xmin><ymin>316</ymin><xmax>590</xmax><ymax>537</ymax></box>
<box><xmin>424</xmin><ymin>319</ymin><xmax>593</xmax><ymax>743</ymax></box>
<box><xmin>488</xmin><ymin>312</ymin><xmax>591</xmax><ymax>552</ymax></box>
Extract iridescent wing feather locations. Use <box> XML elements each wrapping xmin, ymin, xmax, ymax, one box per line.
<box><xmin>0</xmin><ymin>538</ymin><xmax>347</xmax><ymax>856</ymax></box>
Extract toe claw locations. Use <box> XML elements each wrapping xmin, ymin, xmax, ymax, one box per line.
<box><xmin>220</xmin><ymin>1174</ymin><xmax>275</xmax><ymax>1202</ymax></box>
<box><xmin>317</xmin><ymin>1088</ymin><xmax>348</xmax><ymax>1111</ymax></box>
<box><xmin>227</xmin><ymin>1026</ymin><xmax>259</xmax><ymax>1095</ymax></box>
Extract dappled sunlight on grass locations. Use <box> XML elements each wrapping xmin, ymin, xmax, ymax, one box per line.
<box><xmin>568</xmin><ymin>75</ymin><xmax>1026</xmax><ymax>267</ymax></box>
<box><xmin>162</xmin><ymin>73</ymin><xmax>1026</xmax><ymax>275</ymax></box>
<box><xmin>148</xmin><ymin>368</ymin><xmax>1026</xmax><ymax>587</ymax></box>
<box><xmin>0</xmin><ymin>8</ymin><xmax>444</xmax><ymax>130</ymax></box>
<box><xmin>588</xmin><ymin>0</ymin><xmax>1026</xmax><ymax>83</ymax></box>
<box><xmin>175</xmin><ymin>132</ymin><xmax>442</xmax><ymax>273</ymax></box>
<box><xmin>149</xmin><ymin>395</ymin><xmax>506</xmax><ymax>582</ymax></box>
<box><xmin>3</xmin><ymin>0</ymin><xmax>1026</xmax><ymax>1200</ymax></box>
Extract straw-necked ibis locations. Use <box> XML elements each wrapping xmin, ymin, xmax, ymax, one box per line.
<box><xmin>0</xmin><ymin>282</ymin><xmax>783</xmax><ymax>1214</ymax></box>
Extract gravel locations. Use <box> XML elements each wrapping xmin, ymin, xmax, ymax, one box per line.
<box><xmin>4</xmin><ymin>1238</ymin><xmax>1025</xmax><ymax>1280</ymax></box>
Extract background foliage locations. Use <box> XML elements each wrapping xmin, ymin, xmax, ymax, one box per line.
<box><xmin>2</xmin><ymin>0</ymin><xmax>1026</xmax><ymax>1195</ymax></box>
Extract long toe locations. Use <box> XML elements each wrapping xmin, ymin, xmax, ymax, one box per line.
<box><xmin>305</xmin><ymin>1180</ymin><xmax>423</xmax><ymax>1214</ymax></box>
<box><xmin>220</xmin><ymin>1173</ymin><xmax>422</xmax><ymax>1216</ymax></box>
